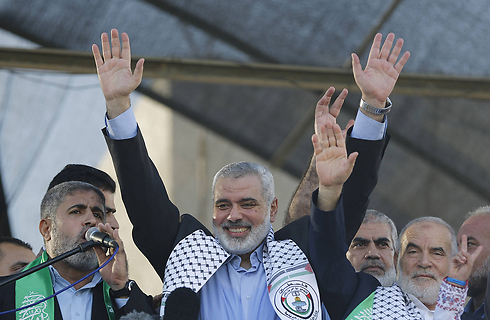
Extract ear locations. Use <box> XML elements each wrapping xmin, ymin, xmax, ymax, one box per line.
<box><xmin>39</xmin><ymin>218</ymin><xmax>52</xmax><ymax>241</ymax></box>
<box><xmin>269</xmin><ymin>198</ymin><xmax>278</xmax><ymax>223</ymax></box>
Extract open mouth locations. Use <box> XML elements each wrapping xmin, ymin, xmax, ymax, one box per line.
<box><xmin>224</xmin><ymin>227</ymin><xmax>250</xmax><ymax>237</ymax></box>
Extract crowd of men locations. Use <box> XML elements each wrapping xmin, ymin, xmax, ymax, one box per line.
<box><xmin>0</xmin><ymin>28</ymin><xmax>488</xmax><ymax>320</ymax></box>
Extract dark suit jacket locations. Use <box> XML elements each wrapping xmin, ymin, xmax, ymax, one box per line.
<box><xmin>310</xmin><ymin>192</ymin><xmax>381</xmax><ymax>320</ymax></box>
<box><xmin>104</xmin><ymin>126</ymin><xmax>389</xmax><ymax>320</ymax></box>
<box><xmin>0</xmin><ymin>276</ymin><xmax>153</xmax><ymax>320</ymax></box>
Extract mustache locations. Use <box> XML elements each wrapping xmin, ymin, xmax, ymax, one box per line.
<box><xmin>411</xmin><ymin>269</ymin><xmax>437</xmax><ymax>280</ymax></box>
<box><xmin>359</xmin><ymin>260</ymin><xmax>386</xmax><ymax>271</ymax></box>
<box><xmin>220</xmin><ymin>221</ymin><xmax>252</xmax><ymax>228</ymax></box>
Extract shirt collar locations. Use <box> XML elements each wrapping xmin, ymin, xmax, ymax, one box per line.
<box><xmin>227</xmin><ymin>241</ymin><xmax>265</xmax><ymax>271</ymax></box>
<box><xmin>49</xmin><ymin>265</ymin><xmax>102</xmax><ymax>291</ymax></box>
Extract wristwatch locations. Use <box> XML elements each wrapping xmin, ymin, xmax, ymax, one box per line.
<box><xmin>359</xmin><ymin>97</ymin><xmax>392</xmax><ymax>115</ymax></box>
<box><xmin>111</xmin><ymin>280</ymin><xmax>135</xmax><ymax>298</ymax></box>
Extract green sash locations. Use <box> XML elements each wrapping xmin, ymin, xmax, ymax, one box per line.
<box><xmin>345</xmin><ymin>291</ymin><xmax>374</xmax><ymax>320</ymax></box>
<box><xmin>15</xmin><ymin>251</ymin><xmax>115</xmax><ymax>320</ymax></box>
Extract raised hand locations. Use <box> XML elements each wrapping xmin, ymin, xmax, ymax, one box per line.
<box><xmin>93</xmin><ymin>223</ymin><xmax>129</xmax><ymax>291</ymax></box>
<box><xmin>92</xmin><ymin>29</ymin><xmax>144</xmax><ymax>119</ymax></box>
<box><xmin>449</xmin><ymin>234</ymin><xmax>483</xmax><ymax>282</ymax></box>
<box><xmin>315</xmin><ymin>87</ymin><xmax>355</xmax><ymax>139</ymax></box>
<box><xmin>313</xmin><ymin>122</ymin><xmax>358</xmax><ymax>211</ymax></box>
<box><xmin>352</xmin><ymin>33</ymin><xmax>410</xmax><ymax>110</ymax></box>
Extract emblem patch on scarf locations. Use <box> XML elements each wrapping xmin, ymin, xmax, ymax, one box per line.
<box><xmin>273</xmin><ymin>278</ymin><xmax>318</xmax><ymax>319</ymax></box>
<box><xmin>18</xmin><ymin>291</ymin><xmax>49</xmax><ymax>320</ymax></box>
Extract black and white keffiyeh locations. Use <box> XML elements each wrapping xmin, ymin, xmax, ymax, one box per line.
<box><xmin>372</xmin><ymin>284</ymin><xmax>421</xmax><ymax>320</ymax></box>
<box><xmin>161</xmin><ymin>227</ymin><xmax>322</xmax><ymax>320</ymax></box>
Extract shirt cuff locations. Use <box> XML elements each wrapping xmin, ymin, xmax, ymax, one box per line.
<box><xmin>436</xmin><ymin>278</ymin><xmax>467</xmax><ymax>317</ymax></box>
<box><xmin>350</xmin><ymin>109</ymin><xmax>387</xmax><ymax>140</ymax></box>
<box><xmin>105</xmin><ymin>106</ymin><xmax>138</xmax><ymax>140</ymax></box>
<box><xmin>114</xmin><ymin>297</ymin><xmax>129</xmax><ymax>308</ymax></box>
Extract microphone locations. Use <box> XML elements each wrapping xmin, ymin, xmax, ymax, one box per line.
<box><xmin>85</xmin><ymin>227</ymin><xmax>119</xmax><ymax>248</ymax></box>
<box><xmin>120</xmin><ymin>311</ymin><xmax>160</xmax><ymax>320</ymax></box>
<box><xmin>162</xmin><ymin>287</ymin><xmax>200</xmax><ymax>320</ymax></box>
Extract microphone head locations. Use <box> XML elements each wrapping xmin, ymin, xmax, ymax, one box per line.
<box><xmin>163</xmin><ymin>287</ymin><xmax>200</xmax><ymax>320</ymax></box>
<box><xmin>85</xmin><ymin>227</ymin><xmax>100</xmax><ymax>241</ymax></box>
<box><xmin>120</xmin><ymin>311</ymin><xmax>160</xmax><ymax>320</ymax></box>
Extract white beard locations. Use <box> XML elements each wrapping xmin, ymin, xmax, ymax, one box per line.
<box><xmin>214</xmin><ymin>210</ymin><xmax>271</xmax><ymax>255</ymax></box>
<box><xmin>397</xmin><ymin>270</ymin><xmax>441</xmax><ymax>305</ymax></box>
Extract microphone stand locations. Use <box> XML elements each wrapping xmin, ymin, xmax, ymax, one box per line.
<box><xmin>0</xmin><ymin>240</ymin><xmax>98</xmax><ymax>288</ymax></box>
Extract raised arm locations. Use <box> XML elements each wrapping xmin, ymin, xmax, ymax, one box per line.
<box><xmin>352</xmin><ymin>32</ymin><xmax>410</xmax><ymax>121</ymax></box>
<box><xmin>308</xmin><ymin>122</ymin><xmax>367</xmax><ymax>320</ymax></box>
<box><xmin>314</xmin><ymin>122</ymin><xmax>357</xmax><ymax>211</ymax></box>
<box><xmin>435</xmin><ymin>235</ymin><xmax>482</xmax><ymax>320</ymax></box>
<box><xmin>286</xmin><ymin>32</ymin><xmax>409</xmax><ymax>242</ymax></box>
<box><xmin>94</xmin><ymin>30</ymin><xmax>180</xmax><ymax>279</ymax></box>
<box><xmin>285</xmin><ymin>87</ymin><xmax>352</xmax><ymax>224</ymax></box>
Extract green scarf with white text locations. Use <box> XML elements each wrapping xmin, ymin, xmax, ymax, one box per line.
<box><xmin>15</xmin><ymin>250</ymin><xmax>115</xmax><ymax>320</ymax></box>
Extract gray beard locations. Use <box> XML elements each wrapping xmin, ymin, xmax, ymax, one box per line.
<box><xmin>468</xmin><ymin>254</ymin><xmax>490</xmax><ymax>297</ymax></box>
<box><xmin>397</xmin><ymin>271</ymin><xmax>442</xmax><ymax>305</ymax></box>
<box><xmin>376</xmin><ymin>266</ymin><xmax>397</xmax><ymax>287</ymax></box>
<box><xmin>214</xmin><ymin>211</ymin><xmax>271</xmax><ymax>255</ymax></box>
<box><xmin>357</xmin><ymin>259</ymin><xmax>396</xmax><ymax>287</ymax></box>
<box><xmin>49</xmin><ymin>223</ymin><xmax>99</xmax><ymax>271</ymax></box>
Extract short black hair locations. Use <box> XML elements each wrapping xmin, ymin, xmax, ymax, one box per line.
<box><xmin>48</xmin><ymin>164</ymin><xmax>116</xmax><ymax>193</ymax></box>
<box><xmin>0</xmin><ymin>237</ymin><xmax>33</xmax><ymax>258</ymax></box>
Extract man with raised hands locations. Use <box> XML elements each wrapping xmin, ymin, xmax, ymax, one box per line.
<box><xmin>94</xmin><ymin>32</ymin><xmax>356</xmax><ymax>319</ymax></box>
<box><xmin>92</xmin><ymin>29</ymin><xmax>408</xmax><ymax>319</ymax></box>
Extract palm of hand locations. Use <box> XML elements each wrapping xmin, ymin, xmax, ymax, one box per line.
<box><xmin>356</xmin><ymin>59</ymin><xmax>399</xmax><ymax>102</ymax></box>
<box><xmin>98</xmin><ymin>58</ymin><xmax>139</xmax><ymax>101</ymax></box>
<box><xmin>316</xmin><ymin>146</ymin><xmax>351</xmax><ymax>187</ymax></box>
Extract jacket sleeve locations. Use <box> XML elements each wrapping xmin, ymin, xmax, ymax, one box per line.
<box><xmin>343</xmin><ymin>130</ymin><xmax>390</xmax><ymax>244</ymax></box>
<box><xmin>116</xmin><ymin>282</ymin><xmax>157</xmax><ymax>318</ymax></box>
<box><xmin>309</xmin><ymin>190</ymin><xmax>380</xmax><ymax>320</ymax></box>
<box><xmin>104</xmin><ymin>127</ymin><xmax>180</xmax><ymax>280</ymax></box>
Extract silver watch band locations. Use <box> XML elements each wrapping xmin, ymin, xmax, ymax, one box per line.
<box><xmin>359</xmin><ymin>97</ymin><xmax>392</xmax><ymax>115</ymax></box>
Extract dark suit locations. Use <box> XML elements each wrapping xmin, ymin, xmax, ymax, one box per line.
<box><xmin>0</xmin><ymin>275</ymin><xmax>153</xmax><ymax>320</ymax></box>
<box><xmin>104</xmin><ymin>126</ymin><xmax>389</xmax><ymax>320</ymax></box>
